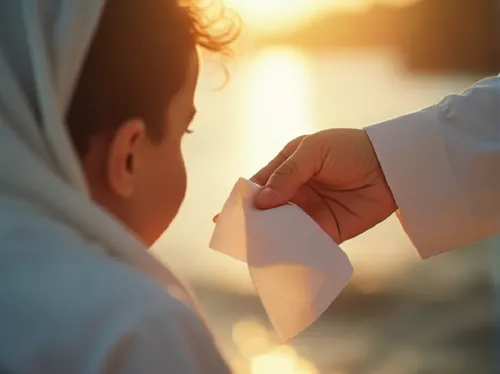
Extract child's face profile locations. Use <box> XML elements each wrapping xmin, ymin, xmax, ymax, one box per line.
<box><xmin>83</xmin><ymin>50</ymin><xmax>200</xmax><ymax>246</ymax></box>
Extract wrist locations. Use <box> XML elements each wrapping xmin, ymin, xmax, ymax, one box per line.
<box><xmin>363</xmin><ymin>128</ymin><xmax>398</xmax><ymax>210</ymax></box>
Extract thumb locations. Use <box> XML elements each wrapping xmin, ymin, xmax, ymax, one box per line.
<box><xmin>254</xmin><ymin>147</ymin><xmax>316</xmax><ymax>209</ymax></box>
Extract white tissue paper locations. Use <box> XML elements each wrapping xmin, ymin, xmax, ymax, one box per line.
<box><xmin>209</xmin><ymin>178</ymin><xmax>353</xmax><ymax>342</ymax></box>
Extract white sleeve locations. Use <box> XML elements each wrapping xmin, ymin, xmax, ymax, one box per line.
<box><xmin>365</xmin><ymin>76</ymin><xmax>500</xmax><ymax>259</ymax></box>
<box><xmin>102</xmin><ymin>302</ymin><xmax>231</xmax><ymax>374</ymax></box>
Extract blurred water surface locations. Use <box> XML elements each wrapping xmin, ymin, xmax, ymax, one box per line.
<box><xmin>155</xmin><ymin>48</ymin><xmax>492</xmax><ymax>373</ymax></box>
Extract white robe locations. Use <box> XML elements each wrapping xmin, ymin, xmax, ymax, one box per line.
<box><xmin>366</xmin><ymin>74</ymin><xmax>500</xmax><ymax>368</ymax></box>
<box><xmin>366</xmin><ymin>75</ymin><xmax>500</xmax><ymax>258</ymax></box>
<box><xmin>0</xmin><ymin>1</ymin><xmax>230</xmax><ymax>373</ymax></box>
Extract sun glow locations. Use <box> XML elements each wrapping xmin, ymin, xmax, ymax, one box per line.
<box><xmin>231</xmin><ymin>319</ymin><xmax>320</xmax><ymax>374</ymax></box>
<box><xmin>224</xmin><ymin>0</ymin><xmax>368</xmax><ymax>31</ymax></box>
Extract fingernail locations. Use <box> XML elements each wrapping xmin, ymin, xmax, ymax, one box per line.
<box><xmin>212</xmin><ymin>213</ymin><xmax>219</xmax><ymax>223</ymax></box>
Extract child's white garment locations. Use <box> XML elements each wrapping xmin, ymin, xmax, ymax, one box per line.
<box><xmin>0</xmin><ymin>1</ymin><xmax>230</xmax><ymax>373</ymax></box>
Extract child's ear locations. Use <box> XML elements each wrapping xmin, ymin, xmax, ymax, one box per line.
<box><xmin>106</xmin><ymin>119</ymin><xmax>146</xmax><ymax>198</ymax></box>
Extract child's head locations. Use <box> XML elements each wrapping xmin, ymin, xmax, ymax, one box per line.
<box><xmin>67</xmin><ymin>0</ymin><xmax>239</xmax><ymax>245</ymax></box>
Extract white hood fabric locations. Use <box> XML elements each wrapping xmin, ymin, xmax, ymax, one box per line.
<box><xmin>0</xmin><ymin>1</ymin><xmax>229</xmax><ymax>373</ymax></box>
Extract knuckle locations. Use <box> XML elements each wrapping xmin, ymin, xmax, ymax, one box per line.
<box><xmin>276</xmin><ymin>158</ymin><xmax>300</xmax><ymax>177</ymax></box>
<box><xmin>281</xmin><ymin>135</ymin><xmax>308</xmax><ymax>155</ymax></box>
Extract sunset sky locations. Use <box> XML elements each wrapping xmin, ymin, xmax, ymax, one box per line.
<box><xmin>224</xmin><ymin>0</ymin><xmax>420</xmax><ymax>32</ymax></box>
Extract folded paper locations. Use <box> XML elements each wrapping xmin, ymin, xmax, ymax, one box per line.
<box><xmin>209</xmin><ymin>178</ymin><xmax>353</xmax><ymax>342</ymax></box>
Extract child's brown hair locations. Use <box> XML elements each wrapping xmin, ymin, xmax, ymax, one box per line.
<box><xmin>67</xmin><ymin>0</ymin><xmax>240</xmax><ymax>156</ymax></box>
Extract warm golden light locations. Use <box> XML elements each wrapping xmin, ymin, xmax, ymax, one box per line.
<box><xmin>226</xmin><ymin>0</ymin><xmax>308</xmax><ymax>20</ymax></box>
<box><xmin>251</xmin><ymin>346</ymin><xmax>320</xmax><ymax>374</ymax></box>
<box><xmin>224</xmin><ymin>0</ymin><xmax>368</xmax><ymax>32</ymax></box>
<box><xmin>231</xmin><ymin>319</ymin><xmax>319</xmax><ymax>374</ymax></box>
<box><xmin>232</xmin><ymin>319</ymin><xmax>274</xmax><ymax>358</ymax></box>
<box><xmin>251</xmin><ymin>352</ymin><xmax>297</xmax><ymax>374</ymax></box>
<box><xmin>239</xmin><ymin>48</ymin><xmax>315</xmax><ymax>176</ymax></box>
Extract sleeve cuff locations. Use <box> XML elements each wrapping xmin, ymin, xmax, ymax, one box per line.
<box><xmin>365</xmin><ymin>105</ymin><xmax>483</xmax><ymax>259</ymax></box>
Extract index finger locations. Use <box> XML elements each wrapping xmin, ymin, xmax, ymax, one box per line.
<box><xmin>250</xmin><ymin>152</ymin><xmax>287</xmax><ymax>186</ymax></box>
<box><xmin>250</xmin><ymin>135</ymin><xmax>307</xmax><ymax>186</ymax></box>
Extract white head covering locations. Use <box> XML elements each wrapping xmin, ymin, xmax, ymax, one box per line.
<box><xmin>0</xmin><ymin>0</ymin><xmax>200</xmax><ymax>313</ymax></box>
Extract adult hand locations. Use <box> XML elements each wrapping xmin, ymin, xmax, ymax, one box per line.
<box><xmin>252</xmin><ymin>129</ymin><xmax>398</xmax><ymax>244</ymax></box>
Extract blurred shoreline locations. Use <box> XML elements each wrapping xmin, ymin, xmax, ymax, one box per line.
<box><xmin>245</xmin><ymin>0</ymin><xmax>500</xmax><ymax>74</ymax></box>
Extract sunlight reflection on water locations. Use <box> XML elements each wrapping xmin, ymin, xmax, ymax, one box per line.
<box><xmin>157</xmin><ymin>46</ymin><xmax>482</xmax><ymax>290</ymax></box>
<box><xmin>231</xmin><ymin>318</ymin><xmax>321</xmax><ymax>374</ymax></box>
<box><xmin>239</xmin><ymin>48</ymin><xmax>316</xmax><ymax>176</ymax></box>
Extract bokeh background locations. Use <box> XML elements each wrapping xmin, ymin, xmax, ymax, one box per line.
<box><xmin>155</xmin><ymin>1</ymin><xmax>498</xmax><ymax>373</ymax></box>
